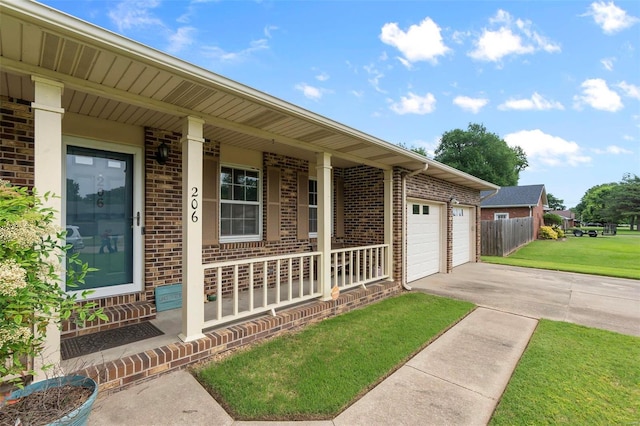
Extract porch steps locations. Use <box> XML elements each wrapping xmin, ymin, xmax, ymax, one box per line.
<box><xmin>62</xmin><ymin>302</ymin><xmax>156</xmax><ymax>338</ymax></box>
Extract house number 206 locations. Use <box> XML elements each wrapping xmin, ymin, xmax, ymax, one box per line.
<box><xmin>191</xmin><ymin>187</ymin><xmax>199</xmax><ymax>222</ymax></box>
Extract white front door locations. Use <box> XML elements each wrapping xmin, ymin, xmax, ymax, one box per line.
<box><xmin>407</xmin><ymin>202</ymin><xmax>441</xmax><ymax>282</ymax></box>
<box><xmin>64</xmin><ymin>136</ymin><xmax>143</xmax><ymax>298</ymax></box>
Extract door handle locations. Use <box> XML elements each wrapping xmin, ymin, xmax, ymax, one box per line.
<box><xmin>131</xmin><ymin>212</ymin><xmax>140</xmax><ymax>227</ymax></box>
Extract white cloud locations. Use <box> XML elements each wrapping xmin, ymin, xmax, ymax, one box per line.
<box><xmin>380</xmin><ymin>17</ymin><xmax>451</xmax><ymax>65</ymax></box>
<box><xmin>469</xmin><ymin>9</ymin><xmax>560</xmax><ymax>63</ymax></box>
<box><xmin>264</xmin><ymin>25</ymin><xmax>279</xmax><ymax>38</ymax></box>
<box><xmin>498</xmin><ymin>92</ymin><xmax>564</xmax><ymax>111</ymax></box>
<box><xmin>617</xmin><ymin>81</ymin><xmax>640</xmax><ymax>99</ymax></box>
<box><xmin>504</xmin><ymin>129</ymin><xmax>591</xmax><ymax>167</ymax></box>
<box><xmin>592</xmin><ymin>145</ymin><xmax>633</xmax><ymax>154</ymax></box>
<box><xmin>295</xmin><ymin>83</ymin><xmax>329</xmax><ymax>101</ymax></box>
<box><xmin>108</xmin><ymin>0</ymin><xmax>163</xmax><ymax>32</ymax></box>
<box><xmin>201</xmin><ymin>39</ymin><xmax>269</xmax><ymax>63</ymax></box>
<box><xmin>451</xmin><ymin>30</ymin><xmax>470</xmax><ymax>45</ymax></box>
<box><xmin>601</xmin><ymin>57</ymin><xmax>615</xmax><ymax>71</ymax></box>
<box><xmin>573</xmin><ymin>78</ymin><xmax>623</xmax><ymax>111</ymax></box>
<box><xmin>583</xmin><ymin>1</ymin><xmax>639</xmax><ymax>34</ymax></box>
<box><xmin>389</xmin><ymin>92</ymin><xmax>436</xmax><ymax>115</ymax></box>
<box><xmin>166</xmin><ymin>27</ymin><xmax>195</xmax><ymax>54</ymax></box>
<box><xmin>364</xmin><ymin>64</ymin><xmax>386</xmax><ymax>93</ymax></box>
<box><xmin>408</xmin><ymin>137</ymin><xmax>439</xmax><ymax>157</ymax></box>
<box><xmin>350</xmin><ymin>90</ymin><xmax>364</xmax><ymax>98</ymax></box>
<box><xmin>453</xmin><ymin>96</ymin><xmax>489</xmax><ymax>113</ymax></box>
<box><xmin>315</xmin><ymin>71</ymin><xmax>330</xmax><ymax>82</ymax></box>
<box><xmin>623</xmin><ymin>134</ymin><xmax>635</xmax><ymax>141</ymax></box>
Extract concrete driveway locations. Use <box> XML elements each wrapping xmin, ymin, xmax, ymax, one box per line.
<box><xmin>410</xmin><ymin>262</ymin><xmax>640</xmax><ymax>336</ymax></box>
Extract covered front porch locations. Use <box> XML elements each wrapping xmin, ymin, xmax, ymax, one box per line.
<box><xmin>1</xmin><ymin>0</ymin><xmax>434</xmax><ymax>391</ymax></box>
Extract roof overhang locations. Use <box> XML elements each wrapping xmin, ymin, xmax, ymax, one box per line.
<box><xmin>0</xmin><ymin>0</ymin><xmax>498</xmax><ymax>191</ymax></box>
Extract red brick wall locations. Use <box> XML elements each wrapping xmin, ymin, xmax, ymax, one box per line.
<box><xmin>343</xmin><ymin>166</ymin><xmax>384</xmax><ymax>247</ymax></box>
<box><xmin>1</xmin><ymin>97</ymin><xmax>35</xmax><ymax>188</ymax></box>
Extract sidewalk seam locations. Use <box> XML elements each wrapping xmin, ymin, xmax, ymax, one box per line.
<box><xmin>404</xmin><ymin>364</ymin><xmax>498</xmax><ymax>401</ymax></box>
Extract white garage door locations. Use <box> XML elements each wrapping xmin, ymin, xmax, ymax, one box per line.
<box><xmin>407</xmin><ymin>202</ymin><xmax>441</xmax><ymax>282</ymax></box>
<box><xmin>452</xmin><ymin>207</ymin><xmax>472</xmax><ymax>267</ymax></box>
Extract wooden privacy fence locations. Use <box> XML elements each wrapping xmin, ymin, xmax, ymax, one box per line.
<box><xmin>481</xmin><ymin>217</ymin><xmax>534</xmax><ymax>257</ymax></box>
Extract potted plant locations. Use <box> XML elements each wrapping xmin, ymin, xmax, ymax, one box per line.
<box><xmin>0</xmin><ymin>180</ymin><xmax>107</xmax><ymax>425</ymax></box>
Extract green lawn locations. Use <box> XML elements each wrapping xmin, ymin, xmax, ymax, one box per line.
<box><xmin>194</xmin><ymin>293</ymin><xmax>474</xmax><ymax>420</ymax></box>
<box><xmin>491</xmin><ymin>320</ymin><xmax>640</xmax><ymax>425</ymax></box>
<box><xmin>481</xmin><ymin>231</ymin><xmax>640</xmax><ymax>279</ymax></box>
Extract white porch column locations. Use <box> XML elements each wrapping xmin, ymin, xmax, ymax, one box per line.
<box><xmin>178</xmin><ymin>116</ymin><xmax>206</xmax><ymax>342</ymax></box>
<box><xmin>383</xmin><ymin>169</ymin><xmax>394</xmax><ymax>281</ymax></box>
<box><xmin>316</xmin><ymin>152</ymin><xmax>333</xmax><ymax>300</ymax></box>
<box><xmin>31</xmin><ymin>76</ymin><xmax>64</xmax><ymax>381</ymax></box>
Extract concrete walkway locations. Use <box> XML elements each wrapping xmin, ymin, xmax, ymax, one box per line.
<box><xmin>88</xmin><ymin>308</ymin><xmax>537</xmax><ymax>426</ymax></box>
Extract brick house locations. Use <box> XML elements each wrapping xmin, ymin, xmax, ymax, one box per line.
<box><xmin>480</xmin><ymin>185</ymin><xmax>549</xmax><ymax>239</ymax></box>
<box><xmin>0</xmin><ymin>1</ymin><xmax>498</xmax><ymax>393</ymax></box>
<box><xmin>555</xmin><ymin>210</ymin><xmax>576</xmax><ymax>229</ymax></box>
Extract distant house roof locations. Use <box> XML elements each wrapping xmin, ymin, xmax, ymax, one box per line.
<box><xmin>481</xmin><ymin>184</ymin><xmax>548</xmax><ymax>208</ymax></box>
<box><xmin>554</xmin><ymin>210</ymin><xmax>575</xmax><ymax>220</ymax></box>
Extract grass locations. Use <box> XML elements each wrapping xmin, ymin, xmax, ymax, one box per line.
<box><xmin>481</xmin><ymin>230</ymin><xmax>640</xmax><ymax>279</ymax></box>
<box><xmin>491</xmin><ymin>320</ymin><xmax>640</xmax><ymax>425</ymax></box>
<box><xmin>194</xmin><ymin>293</ymin><xmax>474</xmax><ymax>420</ymax></box>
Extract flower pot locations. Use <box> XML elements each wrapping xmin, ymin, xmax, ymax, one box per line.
<box><xmin>5</xmin><ymin>375</ymin><xmax>98</xmax><ymax>426</ymax></box>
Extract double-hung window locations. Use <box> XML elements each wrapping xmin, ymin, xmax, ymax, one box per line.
<box><xmin>220</xmin><ymin>165</ymin><xmax>261</xmax><ymax>242</ymax></box>
<box><xmin>309</xmin><ymin>178</ymin><xmax>318</xmax><ymax>236</ymax></box>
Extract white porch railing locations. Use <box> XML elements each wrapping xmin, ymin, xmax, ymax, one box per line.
<box><xmin>199</xmin><ymin>244</ymin><xmax>389</xmax><ymax>330</ymax></box>
<box><xmin>330</xmin><ymin>244</ymin><xmax>390</xmax><ymax>290</ymax></box>
<box><xmin>202</xmin><ymin>251</ymin><xmax>322</xmax><ymax>329</ymax></box>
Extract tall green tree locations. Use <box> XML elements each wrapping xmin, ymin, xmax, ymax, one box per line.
<box><xmin>575</xmin><ymin>174</ymin><xmax>640</xmax><ymax>230</ymax></box>
<box><xmin>600</xmin><ymin>174</ymin><xmax>640</xmax><ymax>230</ymax></box>
<box><xmin>434</xmin><ymin>123</ymin><xmax>528</xmax><ymax>186</ymax></box>
<box><xmin>547</xmin><ymin>193</ymin><xmax>566</xmax><ymax>210</ymax></box>
<box><xmin>575</xmin><ymin>183</ymin><xmax>616</xmax><ymax>224</ymax></box>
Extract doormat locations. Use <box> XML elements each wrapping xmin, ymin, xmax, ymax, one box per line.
<box><xmin>61</xmin><ymin>322</ymin><xmax>164</xmax><ymax>360</ymax></box>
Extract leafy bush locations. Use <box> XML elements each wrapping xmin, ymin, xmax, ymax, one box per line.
<box><xmin>539</xmin><ymin>226</ymin><xmax>558</xmax><ymax>240</ymax></box>
<box><xmin>543</xmin><ymin>213</ymin><xmax>563</xmax><ymax>227</ymax></box>
<box><xmin>553</xmin><ymin>225</ymin><xmax>565</xmax><ymax>238</ymax></box>
<box><xmin>0</xmin><ymin>180</ymin><xmax>107</xmax><ymax>385</ymax></box>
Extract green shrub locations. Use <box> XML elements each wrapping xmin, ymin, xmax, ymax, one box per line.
<box><xmin>543</xmin><ymin>213</ymin><xmax>563</xmax><ymax>227</ymax></box>
<box><xmin>552</xmin><ymin>225</ymin><xmax>565</xmax><ymax>238</ymax></box>
<box><xmin>539</xmin><ymin>226</ymin><xmax>558</xmax><ymax>240</ymax></box>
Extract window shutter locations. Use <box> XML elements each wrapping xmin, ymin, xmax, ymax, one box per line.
<box><xmin>267</xmin><ymin>167</ymin><xmax>281</xmax><ymax>241</ymax></box>
<box><xmin>335</xmin><ymin>176</ymin><xmax>345</xmax><ymax>238</ymax></box>
<box><xmin>297</xmin><ymin>172</ymin><xmax>309</xmax><ymax>239</ymax></box>
<box><xmin>202</xmin><ymin>157</ymin><xmax>219</xmax><ymax>246</ymax></box>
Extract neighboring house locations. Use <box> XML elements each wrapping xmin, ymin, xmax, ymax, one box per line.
<box><xmin>480</xmin><ymin>184</ymin><xmax>548</xmax><ymax>239</ymax></box>
<box><xmin>554</xmin><ymin>210</ymin><xmax>576</xmax><ymax>229</ymax></box>
<box><xmin>0</xmin><ymin>1</ymin><xmax>498</xmax><ymax>392</ymax></box>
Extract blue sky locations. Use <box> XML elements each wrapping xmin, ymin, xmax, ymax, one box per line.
<box><xmin>42</xmin><ymin>0</ymin><xmax>640</xmax><ymax>208</ymax></box>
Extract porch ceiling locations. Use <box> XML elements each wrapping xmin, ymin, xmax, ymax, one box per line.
<box><xmin>0</xmin><ymin>1</ymin><xmax>499</xmax><ymax>189</ymax></box>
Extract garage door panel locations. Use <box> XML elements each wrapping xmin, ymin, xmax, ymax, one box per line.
<box><xmin>407</xmin><ymin>202</ymin><xmax>440</xmax><ymax>282</ymax></box>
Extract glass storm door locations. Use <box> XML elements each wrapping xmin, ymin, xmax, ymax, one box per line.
<box><xmin>66</xmin><ymin>145</ymin><xmax>138</xmax><ymax>294</ymax></box>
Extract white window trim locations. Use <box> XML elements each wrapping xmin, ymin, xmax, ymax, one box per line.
<box><xmin>309</xmin><ymin>177</ymin><xmax>318</xmax><ymax>238</ymax></box>
<box><xmin>494</xmin><ymin>212</ymin><xmax>509</xmax><ymax>220</ymax></box>
<box><xmin>220</xmin><ymin>163</ymin><xmax>262</xmax><ymax>243</ymax></box>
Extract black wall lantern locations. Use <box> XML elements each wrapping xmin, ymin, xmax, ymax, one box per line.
<box><xmin>156</xmin><ymin>141</ymin><xmax>170</xmax><ymax>165</ymax></box>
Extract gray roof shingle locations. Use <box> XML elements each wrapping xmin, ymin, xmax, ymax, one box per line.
<box><xmin>481</xmin><ymin>184</ymin><xmax>546</xmax><ymax>207</ymax></box>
